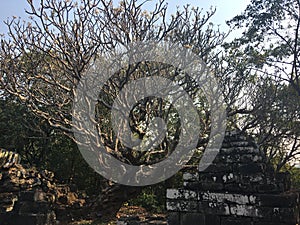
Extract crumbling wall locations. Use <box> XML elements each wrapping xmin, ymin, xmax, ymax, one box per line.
<box><xmin>0</xmin><ymin>149</ymin><xmax>86</xmax><ymax>225</ymax></box>
<box><xmin>166</xmin><ymin>131</ymin><xmax>300</xmax><ymax>225</ymax></box>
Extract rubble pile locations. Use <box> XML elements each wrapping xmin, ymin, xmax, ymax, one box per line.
<box><xmin>0</xmin><ymin>149</ymin><xmax>86</xmax><ymax>225</ymax></box>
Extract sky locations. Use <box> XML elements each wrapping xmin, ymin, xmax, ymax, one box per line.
<box><xmin>0</xmin><ymin>0</ymin><xmax>250</xmax><ymax>38</ymax></box>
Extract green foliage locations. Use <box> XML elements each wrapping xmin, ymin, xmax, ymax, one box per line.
<box><xmin>290</xmin><ymin>167</ymin><xmax>300</xmax><ymax>189</ymax></box>
<box><xmin>0</xmin><ymin>97</ymin><xmax>103</xmax><ymax>194</ymax></box>
<box><xmin>0</xmin><ymin>98</ymin><xmax>51</xmax><ymax>166</ymax></box>
<box><xmin>129</xmin><ymin>190</ymin><xmax>161</xmax><ymax>212</ymax></box>
<box><xmin>227</xmin><ymin>0</ymin><xmax>300</xmax><ymax>95</ymax></box>
<box><xmin>128</xmin><ymin>173</ymin><xmax>183</xmax><ymax>213</ymax></box>
<box><xmin>223</xmin><ymin>0</ymin><xmax>300</xmax><ymax>171</ymax></box>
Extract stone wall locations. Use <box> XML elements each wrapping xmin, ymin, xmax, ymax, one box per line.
<box><xmin>166</xmin><ymin>131</ymin><xmax>300</xmax><ymax>225</ymax></box>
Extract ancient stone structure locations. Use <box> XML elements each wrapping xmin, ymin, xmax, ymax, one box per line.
<box><xmin>167</xmin><ymin>131</ymin><xmax>300</xmax><ymax>225</ymax></box>
<box><xmin>1</xmin><ymin>130</ymin><xmax>299</xmax><ymax>225</ymax></box>
<box><xmin>0</xmin><ymin>149</ymin><xmax>86</xmax><ymax>225</ymax></box>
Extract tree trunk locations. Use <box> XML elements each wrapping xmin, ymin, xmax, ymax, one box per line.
<box><xmin>90</xmin><ymin>182</ymin><xmax>142</xmax><ymax>221</ymax></box>
<box><xmin>55</xmin><ymin>181</ymin><xmax>142</xmax><ymax>223</ymax></box>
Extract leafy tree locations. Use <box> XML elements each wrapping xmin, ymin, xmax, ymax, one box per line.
<box><xmin>0</xmin><ymin>95</ymin><xmax>103</xmax><ymax>194</ymax></box>
<box><xmin>224</xmin><ymin>0</ymin><xmax>300</xmax><ymax>171</ymax></box>
<box><xmin>0</xmin><ymin>97</ymin><xmax>52</xmax><ymax>166</ymax></box>
<box><xmin>227</xmin><ymin>0</ymin><xmax>300</xmax><ymax>95</ymax></box>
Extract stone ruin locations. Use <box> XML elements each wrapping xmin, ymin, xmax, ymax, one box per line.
<box><xmin>166</xmin><ymin>131</ymin><xmax>300</xmax><ymax>225</ymax></box>
<box><xmin>1</xmin><ymin>131</ymin><xmax>299</xmax><ymax>225</ymax></box>
<box><xmin>0</xmin><ymin>149</ymin><xmax>87</xmax><ymax>225</ymax></box>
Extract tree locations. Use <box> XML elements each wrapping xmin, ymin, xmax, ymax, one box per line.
<box><xmin>224</xmin><ymin>0</ymin><xmax>300</xmax><ymax>171</ymax></box>
<box><xmin>0</xmin><ymin>0</ymin><xmax>227</xmax><ymax>220</ymax></box>
<box><xmin>227</xmin><ymin>0</ymin><xmax>300</xmax><ymax>95</ymax></box>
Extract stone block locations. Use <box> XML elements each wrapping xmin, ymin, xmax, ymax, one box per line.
<box><xmin>254</xmin><ymin>223</ymin><xmax>287</xmax><ymax>225</ymax></box>
<box><xmin>183</xmin><ymin>181</ymin><xmax>201</xmax><ymax>190</ymax></box>
<box><xmin>223</xmin><ymin>183</ymin><xmax>242</xmax><ymax>192</ymax></box>
<box><xmin>166</xmin><ymin>189</ymin><xmax>198</xmax><ymax>200</ymax></box>
<box><xmin>202</xmin><ymin>163</ymin><xmax>233</xmax><ymax>173</ymax></box>
<box><xmin>272</xmin><ymin>207</ymin><xmax>298</xmax><ymax>223</ymax></box>
<box><xmin>257</xmin><ymin>193</ymin><xmax>299</xmax><ymax>207</ymax></box>
<box><xmin>236</xmin><ymin>163</ymin><xmax>265</xmax><ymax>174</ymax></box>
<box><xmin>166</xmin><ymin>200</ymin><xmax>198</xmax><ymax>212</ymax></box>
<box><xmin>199</xmin><ymin>182</ymin><xmax>224</xmax><ymax>191</ymax></box>
<box><xmin>275</xmin><ymin>172</ymin><xmax>291</xmax><ymax>191</ymax></box>
<box><xmin>183</xmin><ymin>173</ymin><xmax>199</xmax><ymax>182</ymax></box>
<box><xmin>167</xmin><ymin>212</ymin><xmax>180</xmax><ymax>225</ymax></box>
<box><xmin>240</xmin><ymin>154</ymin><xmax>263</xmax><ymax>163</ymax></box>
<box><xmin>181</xmin><ymin>213</ymin><xmax>205</xmax><ymax>225</ymax></box>
<box><xmin>240</xmin><ymin>174</ymin><xmax>265</xmax><ymax>184</ymax></box>
<box><xmin>204</xmin><ymin>214</ymin><xmax>220</xmax><ymax>225</ymax></box>
<box><xmin>200</xmin><ymin>192</ymin><xmax>254</xmax><ymax>205</ymax></box>
<box><xmin>222</xmin><ymin>141</ymin><xmax>253</xmax><ymax>148</ymax></box>
<box><xmin>230</xmin><ymin>204</ymin><xmax>263</xmax><ymax>217</ymax></box>
<box><xmin>221</xmin><ymin>217</ymin><xmax>252</xmax><ymax>225</ymax></box>
<box><xmin>200</xmin><ymin>201</ymin><xmax>230</xmax><ymax>215</ymax></box>
<box><xmin>257</xmin><ymin>183</ymin><xmax>280</xmax><ymax>193</ymax></box>
<box><xmin>220</xmin><ymin>146</ymin><xmax>259</xmax><ymax>155</ymax></box>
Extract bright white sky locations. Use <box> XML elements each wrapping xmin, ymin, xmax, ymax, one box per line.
<box><xmin>0</xmin><ymin>0</ymin><xmax>250</xmax><ymax>39</ymax></box>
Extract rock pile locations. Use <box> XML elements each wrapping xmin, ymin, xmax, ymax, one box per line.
<box><xmin>167</xmin><ymin>131</ymin><xmax>300</xmax><ymax>225</ymax></box>
<box><xmin>0</xmin><ymin>149</ymin><xmax>86</xmax><ymax>225</ymax></box>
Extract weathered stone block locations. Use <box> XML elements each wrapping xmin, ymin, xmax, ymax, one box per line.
<box><xmin>257</xmin><ymin>193</ymin><xmax>299</xmax><ymax>207</ymax></box>
<box><xmin>183</xmin><ymin>181</ymin><xmax>200</xmax><ymax>190</ymax></box>
<box><xmin>240</xmin><ymin>154</ymin><xmax>263</xmax><ymax>163</ymax></box>
<box><xmin>275</xmin><ymin>172</ymin><xmax>291</xmax><ymax>191</ymax></box>
<box><xmin>271</xmin><ymin>207</ymin><xmax>298</xmax><ymax>223</ymax></box>
<box><xmin>166</xmin><ymin>200</ymin><xmax>198</xmax><ymax>212</ymax></box>
<box><xmin>253</xmin><ymin>219</ymin><xmax>295</xmax><ymax>225</ymax></box>
<box><xmin>202</xmin><ymin>163</ymin><xmax>233</xmax><ymax>173</ymax></box>
<box><xmin>200</xmin><ymin>201</ymin><xmax>230</xmax><ymax>215</ymax></box>
<box><xmin>183</xmin><ymin>173</ymin><xmax>199</xmax><ymax>182</ymax></box>
<box><xmin>220</xmin><ymin>146</ymin><xmax>259</xmax><ymax>155</ymax></box>
<box><xmin>166</xmin><ymin>189</ymin><xmax>198</xmax><ymax>200</ymax></box>
<box><xmin>200</xmin><ymin>192</ymin><xmax>255</xmax><ymax>205</ymax></box>
<box><xmin>221</xmin><ymin>217</ymin><xmax>252</xmax><ymax>225</ymax></box>
<box><xmin>230</xmin><ymin>204</ymin><xmax>262</xmax><ymax>217</ymax></box>
<box><xmin>240</xmin><ymin>174</ymin><xmax>265</xmax><ymax>184</ymax></box>
<box><xmin>181</xmin><ymin>213</ymin><xmax>205</xmax><ymax>225</ymax></box>
<box><xmin>222</xmin><ymin>141</ymin><xmax>253</xmax><ymax>148</ymax></box>
<box><xmin>167</xmin><ymin>212</ymin><xmax>180</xmax><ymax>225</ymax></box>
<box><xmin>237</xmin><ymin>163</ymin><xmax>265</xmax><ymax>174</ymax></box>
<box><xmin>199</xmin><ymin>182</ymin><xmax>224</xmax><ymax>191</ymax></box>
<box><xmin>257</xmin><ymin>183</ymin><xmax>279</xmax><ymax>193</ymax></box>
<box><xmin>204</xmin><ymin>214</ymin><xmax>220</xmax><ymax>225</ymax></box>
<box><xmin>223</xmin><ymin>183</ymin><xmax>242</xmax><ymax>192</ymax></box>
